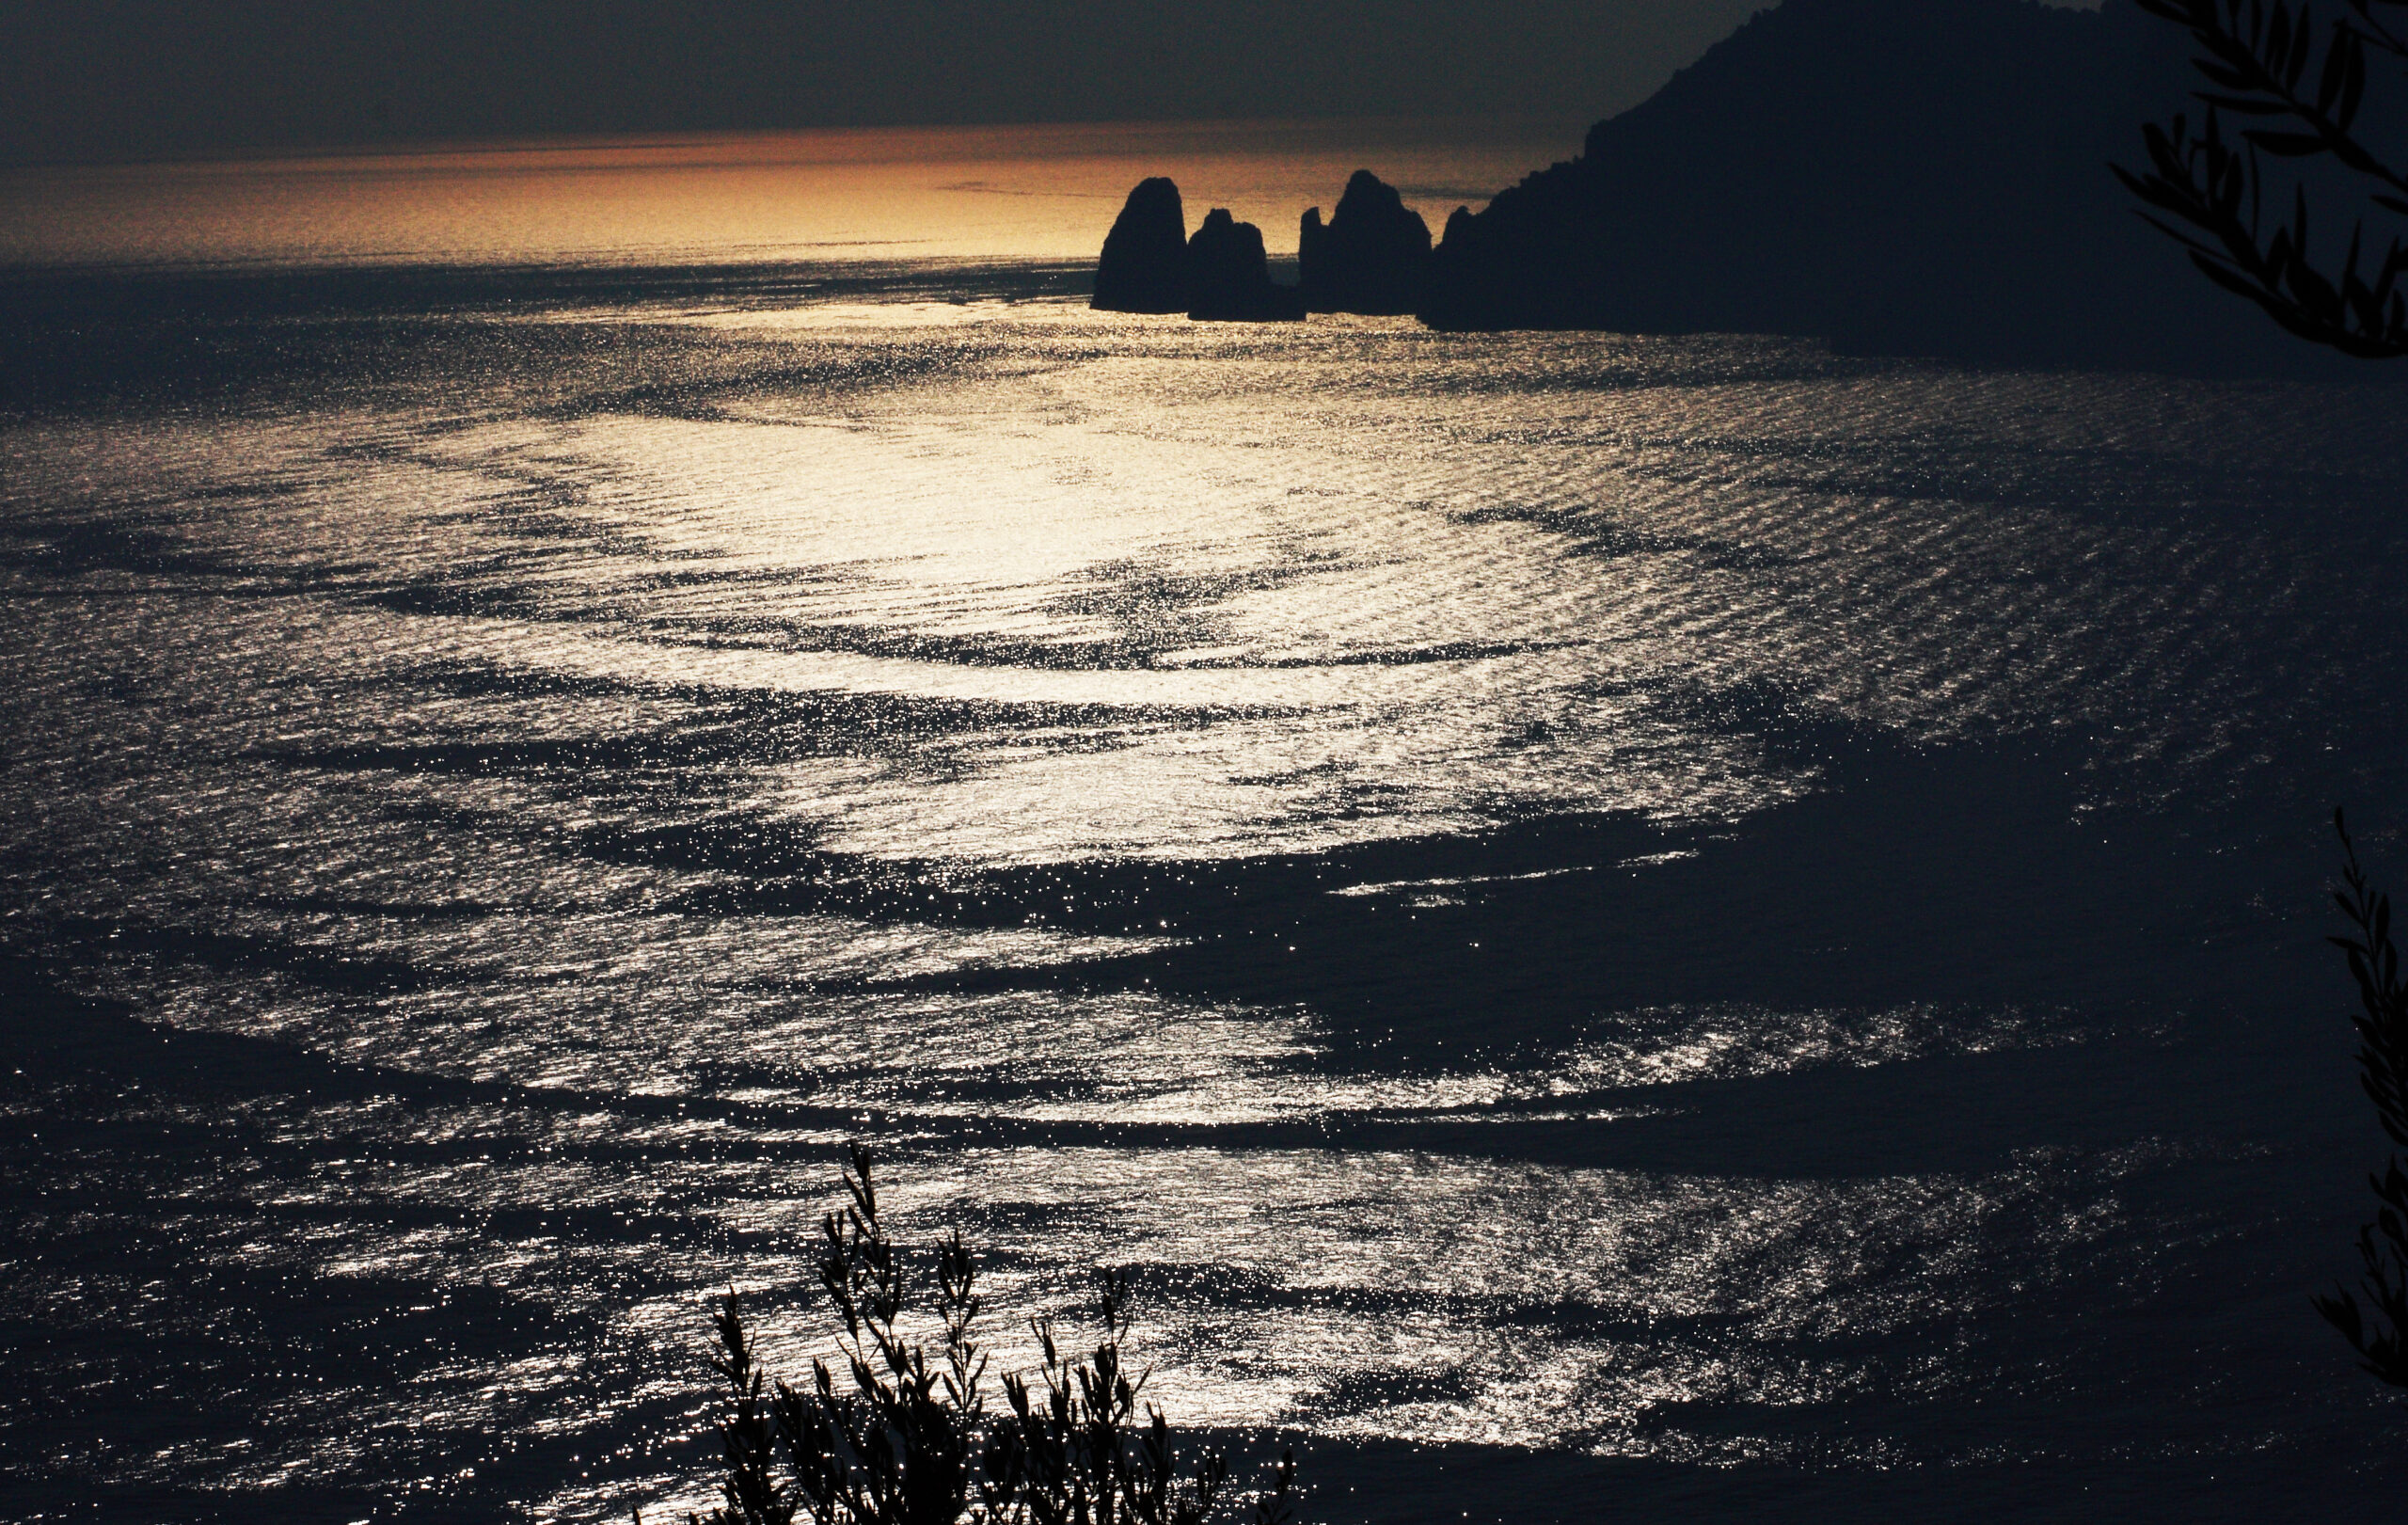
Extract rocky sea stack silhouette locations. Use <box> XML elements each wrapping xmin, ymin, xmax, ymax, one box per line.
<box><xmin>1090</xmin><ymin>181</ymin><xmax>1305</xmax><ymax>322</ymax></box>
<box><xmin>1416</xmin><ymin>0</ymin><xmax>2341</xmax><ymax>370</ymax></box>
<box><xmin>1299</xmin><ymin>170</ymin><xmax>1432</xmax><ymax>315</ymax></box>
<box><xmin>1091</xmin><ymin>177</ymin><xmax>1190</xmax><ymax>314</ymax></box>
<box><xmin>1186</xmin><ymin>208</ymin><xmax>1307</xmax><ymax>322</ymax></box>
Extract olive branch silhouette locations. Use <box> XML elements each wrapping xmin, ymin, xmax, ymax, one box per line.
<box><xmin>2118</xmin><ymin>0</ymin><xmax>2408</xmax><ymax>357</ymax></box>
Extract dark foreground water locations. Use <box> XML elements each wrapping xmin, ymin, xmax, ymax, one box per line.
<box><xmin>5</xmin><ymin>257</ymin><xmax>2408</xmax><ymax>1523</ymax></box>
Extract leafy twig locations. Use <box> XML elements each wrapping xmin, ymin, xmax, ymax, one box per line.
<box><xmin>2118</xmin><ymin>0</ymin><xmax>2408</xmax><ymax>357</ymax></box>
<box><xmin>2315</xmin><ymin>810</ymin><xmax>2408</xmax><ymax>1386</ymax></box>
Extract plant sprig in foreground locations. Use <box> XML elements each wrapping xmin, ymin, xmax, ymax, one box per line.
<box><xmin>689</xmin><ymin>1143</ymin><xmax>1299</xmax><ymax>1525</ymax></box>
<box><xmin>2316</xmin><ymin>810</ymin><xmax>2408</xmax><ymax>1385</ymax></box>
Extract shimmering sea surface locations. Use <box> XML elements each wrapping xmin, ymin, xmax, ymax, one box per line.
<box><xmin>7</xmin><ymin>129</ymin><xmax>2408</xmax><ymax>1524</ymax></box>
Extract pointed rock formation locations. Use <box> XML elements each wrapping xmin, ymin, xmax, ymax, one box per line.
<box><xmin>1298</xmin><ymin>170</ymin><xmax>1432</xmax><ymax>314</ymax></box>
<box><xmin>1185</xmin><ymin>209</ymin><xmax>1307</xmax><ymax>323</ymax></box>
<box><xmin>1092</xmin><ymin>177</ymin><xmax>1190</xmax><ymax>314</ymax></box>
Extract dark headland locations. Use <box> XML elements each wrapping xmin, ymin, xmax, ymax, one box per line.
<box><xmin>1095</xmin><ymin>0</ymin><xmax>2381</xmax><ymax>373</ymax></box>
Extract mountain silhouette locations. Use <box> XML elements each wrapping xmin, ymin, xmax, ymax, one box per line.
<box><xmin>1420</xmin><ymin>0</ymin><xmax>2360</xmax><ymax>370</ymax></box>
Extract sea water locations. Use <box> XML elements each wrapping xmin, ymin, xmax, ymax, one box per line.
<box><xmin>5</xmin><ymin>126</ymin><xmax>2408</xmax><ymax>1523</ymax></box>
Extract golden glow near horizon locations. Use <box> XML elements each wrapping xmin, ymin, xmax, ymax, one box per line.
<box><xmin>0</xmin><ymin>119</ymin><xmax>1585</xmax><ymax>271</ymax></box>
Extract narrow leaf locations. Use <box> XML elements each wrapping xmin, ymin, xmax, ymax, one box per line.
<box><xmin>2245</xmin><ymin>128</ymin><xmax>2337</xmax><ymax>154</ymax></box>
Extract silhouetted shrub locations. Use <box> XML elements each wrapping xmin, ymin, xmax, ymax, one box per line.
<box><xmin>2316</xmin><ymin>812</ymin><xmax>2408</xmax><ymax>1387</ymax></box>
<box><xmin>685</xmin><ymin>1143</ymin><xmax>1300</xmax><ymax>1525</ymax></box>
<box><xmin>2120</xmin><ymin>4</ymin><xmax>2408</xmax><ymax>1387</ymax></box>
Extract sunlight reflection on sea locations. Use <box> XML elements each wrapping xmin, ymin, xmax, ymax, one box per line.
<box><xmin>5</xmin><ymin>252</ymin><xmax>2408</xmax><ymax>1521</ymax></box>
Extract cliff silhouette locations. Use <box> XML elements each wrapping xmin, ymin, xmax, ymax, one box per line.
<box><xmin>1418</xmin><ymin>0</ymin><xmax>2359</xmax><ymax>370</ymax></box>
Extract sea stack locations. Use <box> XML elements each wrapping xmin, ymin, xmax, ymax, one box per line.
<box><xmin>1298</xmin><ymin>170</ymin><xmax>1433</xmax><ymax>314</ymax></box>
<box><xmin>1185</xmin><ymin>209</ymin><xmax>1307</xmax><ymax>323</ymax></box>
<box><xmin>1092</xmin><ymin>177</ymin><xmax>1191</xmax><ymax>313</ymax></box>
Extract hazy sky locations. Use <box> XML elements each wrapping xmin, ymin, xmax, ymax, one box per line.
<box><xmin>1</xmin><ymin>0</ymin><xmax>1781</xmax><ymax>166</ymax></box>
